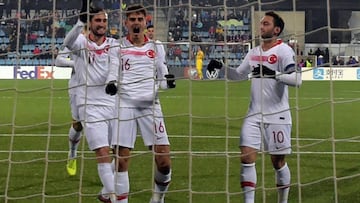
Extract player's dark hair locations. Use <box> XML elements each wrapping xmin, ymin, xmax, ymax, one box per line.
<box><xmin>147</xmin><ymin>24</ymin><xmax>154</xmax><ymax>29</ymax></box>
<box><xmin>265</xmin><ymin>11</ymin><xmax>284</xmax><ymax>36</ymax></box>
<box><xmin>126</xmin><ymin>4</ymin><xmax>147</xmax><ymax>17</ymax></box>
<box><xmin>89</xmin><ymin>0</ymin><xmax>106</xmax><ymax>21</ymax></box>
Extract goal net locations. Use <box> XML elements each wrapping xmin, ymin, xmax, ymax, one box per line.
<box><xmin>1</xmin><ymin>0</ymin><xmax>360</xmax><ymax>203</ymax></box>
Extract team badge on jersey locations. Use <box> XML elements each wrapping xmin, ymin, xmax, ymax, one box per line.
<box><xmin>145</xmin><ymin>50</ymin><xmax>155</xmax><ymax>58</ymax></box>
<box><xmin>268</xmin><ymin>54</ymin><xmax>278</xmax><ymax>64</ymax></box>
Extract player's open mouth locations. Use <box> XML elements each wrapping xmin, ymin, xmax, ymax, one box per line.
<box><xmin>133</xmin><ymin>27</ymin><xmax>140</xmax><ymax>33</ymax></box>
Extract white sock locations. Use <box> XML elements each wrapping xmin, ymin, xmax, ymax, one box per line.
<box><xmin>151</xmin><ymin>169</ymin><xmax>171</xmax><ymax>202</ymax></box>
<box><xmin>276</xmin><ymin>163</ymin><xmax>290</xmax><ymax>203</ymax></box>
<box><xmin>97</xmin><ymin>163</ymin><xmax>115</xmax><ymax>195</ymax></box>
<box><xmin>114</xmin><ymin>171</ymin><xmax>129</xmax><ymax>203</ymax></box>
<box><xmin>111</xmin><ymin>158</ymin><xmax>115</xmax><ymax>171</ymax></box>
<box><xmin>68</xmin><ymin>126</ymin><xmax>81</xmax><ymax>158</ymax></box>
<box><xmin>241</xmin><ymin>163</ymin><xmax>256</xmax><ymax>203</ymax></box>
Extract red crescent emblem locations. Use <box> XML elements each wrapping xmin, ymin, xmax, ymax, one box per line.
<box><xmin>268</xmin><ymin>54</ymin><xmax>277</xmax><ymax>64</ymax></box>
<box><xmin>145</xmin><ymin>50</ymin><xmax>155</xmax><ymax>58</ymax></box>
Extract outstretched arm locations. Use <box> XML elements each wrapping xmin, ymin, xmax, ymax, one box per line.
<box><xmin>207</xmin><ymin>58</ymin><xmax>250</xmax><ymax>81</ymax></box>
<box><xmin>276</xmin><ymin>65</ymin><xmax>302</xmax><ymax>87</ymax></box>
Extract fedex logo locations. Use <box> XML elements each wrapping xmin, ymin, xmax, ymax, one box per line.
<box><xmin>14</xmin><ymin>66</ymin><xmax>54</xmax><ymax>79</ymax></box>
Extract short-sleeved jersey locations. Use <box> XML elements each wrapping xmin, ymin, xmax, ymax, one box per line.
<box><xmin>236</xmin><ymin>40</ymin><xmax>296</xmax><ymax>124</ymax></box>
<box><xmin>118</xmin><ymin>36</ymin><xmax>169</xmax><ymax>108</ymax></box>
<box><xmin>65</xmin><ymin>21</ymin><xmax>120</xmax><ymax>107</ymax></box>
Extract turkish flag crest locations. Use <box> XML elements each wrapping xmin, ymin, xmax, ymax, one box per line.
<box><xmin>267</xmin><ymin>54</ymin><xmax>277</xmax><ymax>64</ymax></box>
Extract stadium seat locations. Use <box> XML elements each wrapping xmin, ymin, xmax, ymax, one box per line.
<box><xmin>182</xmin><ymin>31</ymin><xmax>189</xmax><ymax>38</ymax></box>
<box><xmin>56</xmin><ymin>38</ymin><xmax>64</xmax><ymax>44</ymax></box>
<box><xmin>39</xmin><ymin>59</ymin><xmax>46</xmax><ymax>65</ymax></box>
<box><xmin>20</xmin><ymin>59</ymin><xmax>26</xmax><ymax>66</ymax></box>
<box><xmin>5</xmin><ymin>59</ymin><xmax>14</xmax><ymax>65</ymax></box>
<box><xmin>38</xmin><ymin>31</ymin><xmax>45</xmax><ymax>37</ymax></box>
<box><xmin>0</xmin><ymin>29</ymin><xmax>5</xmax><ymax>37</ymax></box>
<box><xmin>33</xmin><ymin>58</ymin><xmax>40</xmax><ymax>66</ymax></box>
<box><xmin>25</xmin><ymin>59</ymin><xmax>33</xmax><ymax>66</ymax></box>
<box><xmin>3</xmin><ymin>37</ymin><xmax>9</xmax><ymax>44</ymax></box>
<box><xmin>37</xmin><ymin>37</ymin><xmax>44</xmax><ymax>44</ymax></box>
<box><xmin>44</xmin><ymin>37</ymin><xmax>51</xmax><ymax>44</ymax></box>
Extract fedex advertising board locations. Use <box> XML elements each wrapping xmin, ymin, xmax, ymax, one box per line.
<box><xmin>0</xmin><ymin>66</ymin><xmax>72</xmax><ymax>79</ymax></box>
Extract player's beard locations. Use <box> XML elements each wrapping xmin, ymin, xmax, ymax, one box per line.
<box><xmin>91</xmin><ymin>26</ymin><xmax>107</xmax><ymax>38</ymax></box>
<box><xmin>261</xmin><ymin>29</ymin><xmax>277</xmax><ymax>41</ymax></box>
<box><xmin>261</xmin><ymin>32</ymin><xmax>273</xmax><ymax>40</ymax></box>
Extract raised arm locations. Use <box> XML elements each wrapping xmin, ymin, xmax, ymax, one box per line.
<box><xmin>63</xmin><ymin>0</ymin><xmax>89</xmax><ymax>50</ymax></box>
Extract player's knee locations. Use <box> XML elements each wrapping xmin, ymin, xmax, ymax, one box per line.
<box><xmin>72</xmin><ymin>121</ymin><xmax>83</xmax><ymax>132</ymax></box>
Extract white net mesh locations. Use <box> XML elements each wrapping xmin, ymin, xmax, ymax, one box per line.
<box><xmin>1</xmin><ymin>0</ymin><xmax>360</xmax><ymax>203</ymax></box>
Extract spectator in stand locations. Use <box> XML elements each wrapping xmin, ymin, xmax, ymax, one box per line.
<box><xmin>317</xmin><ymin>55</ymin><xmax>324</xmax><ymax>66</ymax></box>
<box><xmin>23</xmin><ymin>0</ymin><xmax>31</xmax><ymax>19</ymax></box>
<box><xmin>209</xmin><ymin>25</ymin><xmax>215</xmax><ymax>38</ymax></box>
<box><xmin>33</xmin><ymin>45</ymin><xmax>41</xmax><ymax>57</ymax></box>
<box><xmin>332</xmin><ymin>56</ymin><xmax>341</xmax><ymax>65</ymax></box>
<box><xmin>324</xmin><ymin>48</ymin><xmax>329</xmax><ymax>64</ymax></box>
<box><xmin>215</xmin><ymin>24</ymin><xmax>224</xmax><ymax>39</ymax></box>
<box><xmin>305</xmin><ymin>58</ymin><xmax>312</xmax><ymax>67</ymax></box>
<box><xmin>307</xmin><ymin>49</ymin><xmax>313</xmax><ymax>55</ymax></box>
<box><xmin>5</xmin><ymin>0</ymin><xmax>12</xmax><ymax>18</ymax></box>
<box><xmin>298</xmin><ymin>59</ymin><xmax>305</xmax><ymax>68</ymax></box>
<box><xmin>314</xmin><ymin>47</ymin><xmax>323</xmax><ymax>58</ymax></box>
<box><xmin>347</xmin><ymin>56</ymin><xmax>358</xmax><ymax>66</ymax></box>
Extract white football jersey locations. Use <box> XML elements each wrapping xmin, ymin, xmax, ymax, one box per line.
<box><xmin>55</xmin><ymin>46</ymin><xmax>78</xmax><ymax>95</ymax></box>
<box><xmin>64</xmin><ymin>20</ymin><xmax>120</xmax><ymax>107</ymax></box>
<box><xmin>236</xmin><ymin>40</ymin><xmax>296</xmax><ymax>124</ymax></box>
<box><xmin>118</xmin><ymin>36</ymin><xmax>169</xmax><ymax>107</ymax></box>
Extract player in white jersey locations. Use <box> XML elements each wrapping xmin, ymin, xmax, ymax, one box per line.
<box><xmin>112</xmin><ymin>5</ymin><xmax>175</xmax><ymax>203</ymax></box>
<box><xmin>55</xmin><ymin>45</ymin><xmax>83</xmax><ymax>176</ymax></box>
<box><xmin>146</xmin><ymin>24</ymin><xmax>166</xmax><ymax>63</ymax></box>
<box><xmin>63</xmin><ymin>0</ymin><xmax>120</xmax><ymax>202</ymax></box>
<box><xmin>207</xmin><ymin>11</ymin><xmax>302</xmax><ymax>203</ymax></box>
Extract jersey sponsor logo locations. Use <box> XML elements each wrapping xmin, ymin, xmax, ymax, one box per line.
<box><xmin>13</xmin><ymin>66</ymin><xmax>54</xmax><ymax>79</ymax></box>
<box><xmin>267</xmin><ymin>54</ymin><xmax>277</xmax><ymax>64</ymax></box>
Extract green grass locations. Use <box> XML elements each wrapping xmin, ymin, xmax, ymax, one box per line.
<box><xmin>0</xmin><ymin>79</ymin><xmax>360</xmax><ymax>203</ymax></box>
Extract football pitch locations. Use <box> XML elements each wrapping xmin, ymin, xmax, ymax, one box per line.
<box><xmin>0</xmin><ymin>79</ymin><xmax>360</xmax><ymax>203</ymax></box>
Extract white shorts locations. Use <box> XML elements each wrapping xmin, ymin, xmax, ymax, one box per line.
<box><xmin>115</xmin><ymin>104</ymin><xmax>170</xmax><ymax>148</ymax></box>
<box><xmin>240</xmin><ymin>119</ymin><xmax>292</xmax><ymax>155</ymax></box>
<box><xmin>69</xmin><ymin>93</ymin><xmax>80</xmax><ymax>121</ymax></box>
<box><xmin>78</xmin><ymin>105</ymin><xmax>117</xmax><ymax>151</ymax></box>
